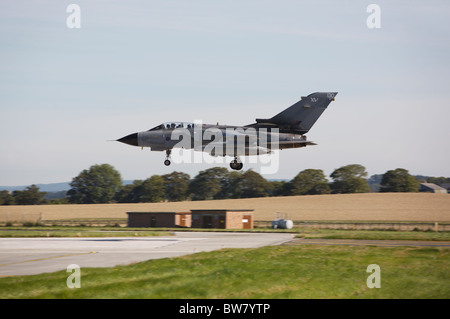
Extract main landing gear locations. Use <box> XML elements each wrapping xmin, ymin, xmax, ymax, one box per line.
<box><xmin>164</xmin><ymin>149</ymin><xmax>171</xmax><ymax>166</ymax></box>
<box><xmin>230</xmin><ymin>157</ymin><xmax>243</xmax><ymax>170</ymax></box>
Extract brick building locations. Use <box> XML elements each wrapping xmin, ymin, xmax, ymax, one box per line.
<box><xmin>190</xmin><ymin>209</ymin><xmax>254</xmax><ymax>229</ymax></box>
<box><xmin>127</xmin><ymin>209</ymin><xmax>253</xmax><ymax>229</ymax></box>
<box><xmin>127</xmin><ymin>212</ymin><xmax>191</xmax><ymax>228</ymax></box>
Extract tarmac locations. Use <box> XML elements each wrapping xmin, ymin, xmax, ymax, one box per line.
<box><xmin>2</xmin><ymin>233</ymin><xmax>449</xmax><ymax>277</ymax></box>
<box><xmin>0</xmin><ymin>232</ymin><xmax>294</xmax><ymax>277</ymax></box>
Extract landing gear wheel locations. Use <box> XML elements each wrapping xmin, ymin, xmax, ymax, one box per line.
<box><xmin>164</xmin><ymin>159</ymin><xmax>171</xmax><ymax>166</ymax></box>
<box><xmin>230</xmin><ymin>158</ymin><xmax>243</xmax><ymax>170</ymax></box>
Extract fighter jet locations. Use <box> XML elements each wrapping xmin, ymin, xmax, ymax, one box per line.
<box><xmin>117</xmin><ymin>92</ymin><xmax>337</xmax><ymax>170</ymax></box>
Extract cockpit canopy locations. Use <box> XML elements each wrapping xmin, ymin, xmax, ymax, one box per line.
<box><xmin>148</xmin><ymin>122</ymin><xmax>196</xmax><ymax>131</ymax></box>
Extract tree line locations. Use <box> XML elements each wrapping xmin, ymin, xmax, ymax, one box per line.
<box><xmin>1</xmin><ymin>163</ymin><xmax>448</xmax><ymax>205</ymax></box>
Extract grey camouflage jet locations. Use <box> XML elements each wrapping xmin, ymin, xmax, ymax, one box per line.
<box><xmin>117</xmin><ymin>92</ymin><xmax>337</xmax><ymax>170</ymax></box>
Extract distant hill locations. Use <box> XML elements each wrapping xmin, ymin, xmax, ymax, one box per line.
<box><xmin>0</xmin><ymin>182</ymin><xmax>71</xmax><ymax>193</ymax></box>
<box><xmin>0</xmin><ymin>180</ymin><xmax>136</xmax><ymax>193</ymax></box>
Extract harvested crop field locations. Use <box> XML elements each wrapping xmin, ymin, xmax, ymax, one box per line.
<box><xmin>0</xmin><ymin>193</ymin><xmax>449</xmax><ymax>223</ymax></box>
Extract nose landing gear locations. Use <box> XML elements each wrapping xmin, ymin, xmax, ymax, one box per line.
<box><xmin>164</xmin><ymin>149</ymin><xmax>171</xmax><ymax>166</ymax></box>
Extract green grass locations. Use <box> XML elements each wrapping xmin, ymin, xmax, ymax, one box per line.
<box><xmin>296</xmin><ymin>229</ymin><xmax>450</xmax><ymax>241</ymax></box>
<box><xmin>1</xmin><ymin>245</ymin><xmax>449</xmax><ymax>299</ymax></box>
<box><xmin>0</xmin><ymin>226</ymin><xmax>170</xmax><ymax>238</ymax></box>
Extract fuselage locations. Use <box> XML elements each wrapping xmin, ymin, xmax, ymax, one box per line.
<box><xmin>118</xmin><ymin>121</ymin><xmax>313</xmax><ymax>157</ymax></box>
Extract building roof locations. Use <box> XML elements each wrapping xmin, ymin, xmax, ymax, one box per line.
<box><xmin>420</xmin><ymin>183</ymin><xmax>447</xmax><ymax>191</ymax></box>
<box><xmin>190</xmin><ymin>209</ymin><xmax>254</xmax><ymax>213</ymax></box>
<box><xmin>127</xmin><ymin>209</ymin><xmax>254</xmax><ymax>215</ymax></box>
<box><xmin>127</xmin><ymin>211</ymin><xmax>177</xmax><ymax>214</ymax></box>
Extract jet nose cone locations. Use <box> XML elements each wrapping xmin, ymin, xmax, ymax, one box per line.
<box><xmin>117</xmin><ymin>133</ymin><xmax>138</xmax><ymax>146</ymax></box>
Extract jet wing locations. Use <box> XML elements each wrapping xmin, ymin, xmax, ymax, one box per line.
<box><xmin>278</xmin><ymin>139</ymin><xmax>317</xmax><ymax>150</ymax></box>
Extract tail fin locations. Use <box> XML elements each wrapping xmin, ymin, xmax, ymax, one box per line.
<box><xmin>255</xmin><ymin>92</ymin><xmax>337</xmax><ymax>134</ymax></box>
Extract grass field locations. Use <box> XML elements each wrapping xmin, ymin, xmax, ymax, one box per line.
<box><xmin>1</xmin><ymin>193</ymin><xmax>449</xmax><ymax>223</ymax></box>
<box><xmin>295</xmin><ymin>229</ymin><xmax>450</xmax><ymax>241</ymax></box>
<box><xmin>0</xmin><ymin>227</ymin><xmax>170</xmax><ymax>238</ymax></box>
<box><xmin>1</xmin><ymin>244</ymin><xmax>448</xmax><ymax>299</ymax></box>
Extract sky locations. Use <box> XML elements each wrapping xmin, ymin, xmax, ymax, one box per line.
<box><xmin>1</xmin><ymin>0</ymin><xmax>450</xmax><ymax>186</ymax></box>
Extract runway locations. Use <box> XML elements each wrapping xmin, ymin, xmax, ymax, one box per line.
<box><xmin>2</xmin><ymin>233</ymin><xmax>449</xmax><ymax>277</ymax></box>
<box><xmin>0</xmin><ymin>232</ymin><xmax>294</xmax><ymax>277</ymax></box>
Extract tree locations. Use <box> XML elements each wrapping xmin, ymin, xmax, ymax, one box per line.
<box><xmin>330</xmin><ymin>164</ymin><xmax>370</xmax><ymax>194</ymax></box>
<box><xmin>288</xmin><ymin>169</ymin><xmax>330</xmax><ymax>195</ymax></box>
<box><xmin>12</xmin><ymin>185</ymin><xmax>47</xmax><ymax>205</ymax></box>
<box><xmin>380</xmin><ymin>168</ymin><xmax>419</xmax><ymax>192</ymax></box>
<box><xmin>115</xmin><ymin>181</ymin><xmax>142</xmax><ymax>203</ymax></box>
<box><xmin>215</xmin><ymin>171</ymin><xmax>243</xmax><ymax>199</ymax></box>
<box><xmin>0</xmin><ymin>190</ymin><xmax>15</xmax><ymax>205</ymax></box>
<box><xmin>427</xmin><ymin>176</ymin><xmax>450</xmax><ymax>186</ymax></box>
<box><xmin>162</xmin><ymin>171</ymin><xmax>190</xmax><ymax>202</ymax></box>
<box><xmin>67</xmin><ymin>164</ymin><xmax>122</xmax><ymax>204</ymax></box>
<box><xmin>267</xmin><ymin>180</ymin><xmax>287</xmax><ymax>197</ymax></box>
<box><xmin>237</xmin><ymin>170</ymin><xmax>270</xmax><ymax>198</ymax></box>
<box><xmin>139</xmin><ymin>175</ymin><xmax>166</xmax><ymax>202</ymax></box>
<box><xmin>188</xmin><ymin>167</ymin><xmax>230</xmax><ymax>200</ymax></box>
